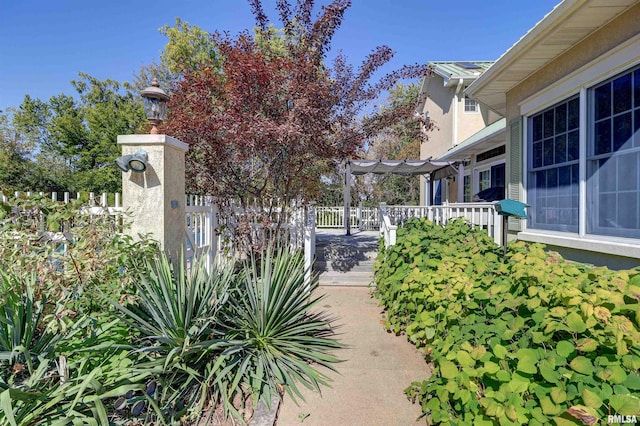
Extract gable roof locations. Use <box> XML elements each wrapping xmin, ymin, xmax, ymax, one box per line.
<box><xmin>466</xmin><ymin>0</ymin><xmax>639</xmax><ymax>115</ymax></box>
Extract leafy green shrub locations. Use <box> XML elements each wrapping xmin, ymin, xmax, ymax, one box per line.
<box><xmin>0</xmin><ymin>194</ymin><xmax>157</xmax><ymax>314</ymax></box>
<box><xmin>374</xmin><ymin>218</ymin><xmax>640</xmax><ymax>425</ymax></box>
<box><xmin>0</xmin><ymin>270</ymin><xmax>148</xmax><ymax>425</ymax></box>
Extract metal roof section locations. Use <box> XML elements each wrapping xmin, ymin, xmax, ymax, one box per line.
<box><xmin>437</xmin><ymin>118</ymin><xmax>506</xmax><ymax>160</ymax></box>
<box><xmin>466</xmin><ymin>0</ymin><xmax>639</xmax><ymax>115</ymax></box>
<box><xmin>430</xmin><ymin>61</ymin><xmax>495</xmax><ymax>86</ymax></box>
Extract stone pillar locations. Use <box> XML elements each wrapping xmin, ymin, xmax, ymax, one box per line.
<box><xmin>117</xmin><ymin>134</ymin><xmax>188</xmax><ymax>259</ymax></box>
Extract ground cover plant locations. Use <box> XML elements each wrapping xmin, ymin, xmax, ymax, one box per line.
<box><xmin>374</xmin><ymin>218</ymin><xmax>640</xmax><ymax>425</ymax></box>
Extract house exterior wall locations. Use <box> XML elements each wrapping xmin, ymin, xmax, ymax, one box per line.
<box><xmin>419</xmin><ymin>74</ymin><xmax>454</xmax><ymax>161</ymax></box>
<box><xmin>503</xmin><ymin>4</ymin><xmax>640</xmax><ymax>267</ymax></box>
<box><xmin>419</xmin><ymin>73</ymin><xmax>502</xmax><ymax>204</ymax></box>
<box><xmin>457</xmin><ymin>102</ymin><xmax>499</xmax><ymax>144</ymax></box>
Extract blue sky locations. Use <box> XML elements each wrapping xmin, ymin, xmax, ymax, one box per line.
<box><xmin>0</xmin><ymin>0</ymin><xmax>560</xmax><ymax>113</ymax></box>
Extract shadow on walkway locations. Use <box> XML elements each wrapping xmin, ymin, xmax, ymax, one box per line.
<box><xmin>314</xmin><ymin>229</ymin><xmax>380</xmax><ymax>274</ymax></box>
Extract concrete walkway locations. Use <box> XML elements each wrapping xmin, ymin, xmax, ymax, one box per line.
<box><xmin>276</xmin><ymin>230</ymin><xmax>428</xmax><ymax>425</ymax></box>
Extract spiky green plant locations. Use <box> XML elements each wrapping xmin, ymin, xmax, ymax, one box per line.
<box><xmin>219</xmin><ymin>248</ymin><xmax>343</xmax><ymax>411</ymax></box>
<box><xmin>110</xmin><ymin>250</ymin><xmax>236</xmax><ymax>422</ymax></box>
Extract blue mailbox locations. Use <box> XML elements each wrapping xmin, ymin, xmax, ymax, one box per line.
<box><xmin>495</xmin><ymin>199</ymin><xmax>528</xmax><ymax>259</ymax></box>
<box><xmin>495</xmin><ymin>199</ymin><xmax>528</xmax><ymax>219</ymax></box>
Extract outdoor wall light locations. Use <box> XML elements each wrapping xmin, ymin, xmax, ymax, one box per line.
<box><xmin>115</xmin><ymin>150</ymin><xmax>149</xmax><ymax>173</ymax></box>
<box><xmin>140</xmin><ymin>78</ymin><xmax>169</xmax><ymax>134</ymax></box>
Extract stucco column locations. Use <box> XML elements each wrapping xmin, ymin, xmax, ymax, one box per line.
<box><xmin>117</xmin><ymin>134</ymin><xmax>189</xmax><ymax>259</ymax></box>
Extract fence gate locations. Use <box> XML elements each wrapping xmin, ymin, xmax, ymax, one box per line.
<box><xmin>357</xmin><ymin>206</ymin><xmax>379</xmax><ymax>231</ymax></box>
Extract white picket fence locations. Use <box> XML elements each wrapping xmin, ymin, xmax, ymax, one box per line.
<box><xmin>1</xmin><ymin>191</ymin><xmax>315</xmax><ymax>286</ymax></box>
<box><xmin>380</xmin><ymin>202</ymin><xmax>502</xmax><ymax>248</ymax></box>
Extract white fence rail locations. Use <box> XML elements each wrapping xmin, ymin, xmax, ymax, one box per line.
<box><xmin>380</xmin><ymin>202</ymin><xmax>502</xmax><ymax>248</ymax></box>
<box><xmin>2</xmin><ymin>192</ymin><xmax>315</xmax><ymax>283</ymax></box>
<box><xmin>315</xmin><ymin>205</ymin><xmax>379</xmax><ymax>230</ymax></box>
<box><xmin>1</xmin><ymin>191</ymin><xmax>122</xmax><ymax>209</ymax></box>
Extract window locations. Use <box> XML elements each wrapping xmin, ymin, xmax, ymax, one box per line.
<box><xmin>475</xmin><ymin>162</ymin><xmax>505</xmax><ymax>201</ymax></box>
<box><xmin>464</xmin><ymin>96</ymin><xmax>479</xmax><ymax>113</ymax></box>
<box><xmin>528</xmin><ymin>96</ymin><xmax>580</xmax><ymax>232</ymax></box>
<box><xmin>478</xmin><ymin>169</ymin><xmax>491</xmax><ymax>192</ymax></box>
<box><xmin>434</xmin><ymin>179</ymin><xmax>442</xmax><ymax>205</ymax></box>
<box><xmin>463</xmin><ymin>174</ymin><xmax>471</xmax><ymax>202</ymax></box>
<box><xmin>526</xmin><ymin>64</ymin><xmax>640</xmax><ymax>239</ymax></box>
<box><xmin>587</xmin><ymin>67</ymin><xmax>640</xmax><ymax>238</ymax></box>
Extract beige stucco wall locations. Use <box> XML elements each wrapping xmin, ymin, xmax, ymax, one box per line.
<box><xmin>117</xmin><ymin>135</ymin><xmax>188</xmax><ymax>259</ymax></box>
<box><xmin>505</xmin><ymin>2</ymin><xmax>640</xmax><ymax>121</ymax></box>
<box><xmin>419</xmin><ymin>75</ymin><xmax>454</xmax><ymax>161</ymax></box>
<box><xmin>419</xmin><ymin>73</ymin><xmax>502</xmax><ymax>204</ymax></box>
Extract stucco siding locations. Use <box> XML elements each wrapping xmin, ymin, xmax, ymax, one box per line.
<box><xmin>420</xmin><ymin>75</ymin><xmax>454</xmax><ymax>160</ymax></box>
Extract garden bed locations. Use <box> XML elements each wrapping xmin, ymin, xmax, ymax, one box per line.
<box><xmin>373</xmin><ymin>218</ymin><xmax>640</xmax><ymax>425</ymax></box>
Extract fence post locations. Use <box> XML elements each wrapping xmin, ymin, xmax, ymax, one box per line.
<box><xmin>117</xmin><ymin>134</ymin><xmax>189</xmax><ymax>260</ymax></box>
<box><xmin>304</xmin><ymin>204</ymin><xmax>316</xmax><ymax>292</ymax></box>
<box><xmin>493</xmin><ymin>208</ymin><xmax>502</xmax><ymax>246</ymax></box>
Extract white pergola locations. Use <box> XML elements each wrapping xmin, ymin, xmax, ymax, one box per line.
<box><xmin>343</xmin><ymin>158</ymin><xmax>465</xmax><ymax>234</ymax></box>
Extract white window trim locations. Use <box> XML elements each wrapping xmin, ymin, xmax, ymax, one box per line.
<box><xmin>464</xmin><ymin>96</ymin><xmax>479</xmax><ymax>114</ymax></box>
<box><xmin>517</xmin><ymin>34</ymin><xmax>640</xmax><ymax>251</ymax></box>
<box><xmin>518</xmin><ymin>230</ymin><xmax>640</xmax><ymax>259</ymax></box>
<box><xmin>473</xmin><ymin>159</ymin><xmax>505</xmax><ymax>194</ymax></box>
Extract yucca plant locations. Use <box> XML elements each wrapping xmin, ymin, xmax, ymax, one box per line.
<box><xmin>110</xmin><ymin>250</ymin><xmax>237</xmax><ymax>422</ymax></box>
<box><xmin>218</xmin><ymin>247</ymin><xmax>343</xmax><ymax>414</ymax></box>
<box><xmin>0</xmin><ymin>271</ymin><xmax>59</xmax><ymax>379</ymax></box>
<box><xmin>0</xmin><ymin>270</ymin><xmax>150</xmax><ymax>425</ymax></box>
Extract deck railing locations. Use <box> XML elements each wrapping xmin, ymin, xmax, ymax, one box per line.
<box><xmin>315</xmin><ymin>205</ymin><xmax>379</xmax><ymax>230</ymax></box>
<box><xmin>380</xmin><ymin>202</ymin><xmax>502</xmax><ymax>248</ymax></box>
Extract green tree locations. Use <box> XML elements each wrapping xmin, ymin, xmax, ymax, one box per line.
<box><xmin>9</xmin><ymin>74</ymin><xmax>145</xmax><ymax>193</ymax></box>
<box><xmin>134</xmin><ymin>18</ymin><xmax>220</xmax><ymax>94</ymax></box>
<box><xmin>364</xmin><ymin>83</ymin><xmax>424</xmax><ymax>205</ymax></box>
<box><xmin>0</xmin><ymin>110</ymin><xmax>33</xmax><ymax>193</ymax></box>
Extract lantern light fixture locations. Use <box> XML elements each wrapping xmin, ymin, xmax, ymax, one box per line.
<box><xmin>140</xmin><ymin>79</ymin><xmax>169</xmax><ymax>134</ymax></box>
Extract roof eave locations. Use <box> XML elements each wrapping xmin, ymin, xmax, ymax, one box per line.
<box><xmin>466</xmin><ymin>0</ymin><xmax>579</xmax><ymax>114</ymax></box>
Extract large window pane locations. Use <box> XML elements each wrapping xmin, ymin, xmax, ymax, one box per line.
<box><xmin>594</xmin><ymin>119</ymin><xmax>611</xmax><ymax>155</ymax></box>
<box><xmin>613</xmin><ymin>112</ymin><xmax>632</xmax><ymax>151</ymax></box>
<box><xmin>528</xmin><ymin>96</ymin><xmax>579</xmax><ymax>232</ymax></box>
<box><xmin>568</xmin><ymin>98</ymin><xmax>579</xmax><ymax>130</ymax></box>
<box><xmin>618</xmin><ymin>192</ymin><xmax>638</xmax><ymax>229</ymax></box>
<box><xmin>555</xmin><ymin>134</ymin><xmax>567</xmax><ymax>164</ymax></box>
<box><xmin>533</xmin><ymin>142</ymin><xmax>543</xmax><ymax>168</ymax></box>
<box><xmin>594</xmin><ymin>82</ymin><xmax>611</xmax><ymax>120</ymax></box>
<box><xmin>635</xmin><ymin>69</ymin><xmax>640</xmax><ymax>104</ymax></box>
<box><xmin>613</xmin><ymin>73</ymin><xmax>632</xmax><ymax>114</ymax></box>
<box><xmin>544</xmin><ymin>110</ymin><xmax>554</xmax><ymax>138</ymax></box>
<box><xmin>543</xmin><ymin>138</ymin><xmax>554</xmax><ymax>166</ymax></box>
<box><xmin>532</xmin><ymin>114</ymin><xmax>543</xmax><ymax>141</ymax></box>
<box><xmin>555</xmin><ymin>103</ymin><xmax>567</xmax><ymax>133</ymax></box>
<box><xmin>618</xmin><ymin>153</ymin><xmax>638</xmax><ymax>191</ymax></box>
<box><xmin>635</xmin><ymin>109</ymin><xmax>640</xmax><ymax>148</ymax></box>
<box><xmin>599</xmin><ymin>158</ymin><xmax>616</xmax><ymax>192</ymax></box>
<box><xmin>588</xmin><ymin>66</ymin><xmax>640</xmax><ymax>239</ymax></box>
<box><xmin>568</xmin><ymin>130</ymin><xmax>579</xmax><ymax>161</ymax></box>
